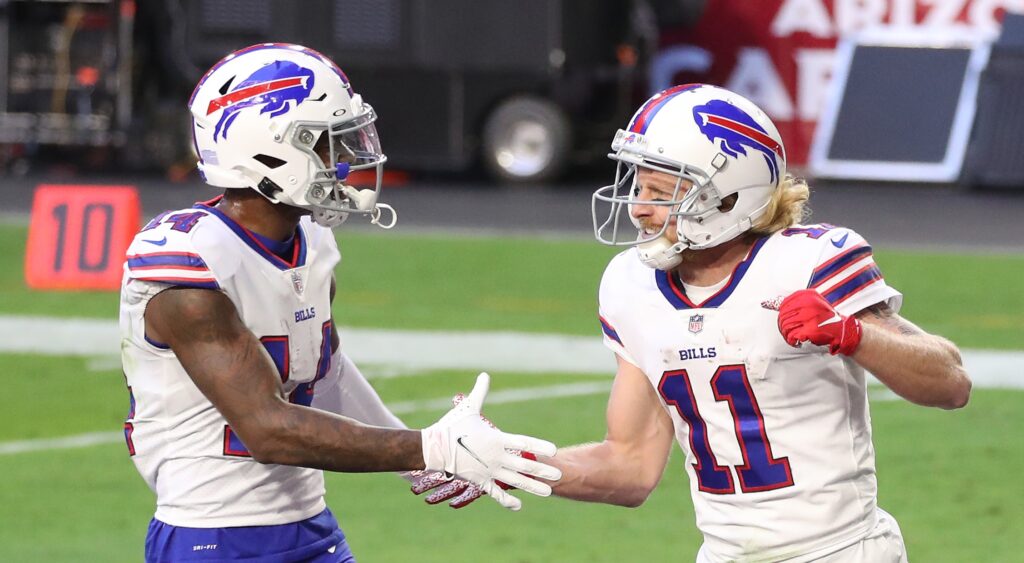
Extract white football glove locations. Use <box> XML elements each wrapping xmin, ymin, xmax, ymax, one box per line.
<box><xmin>411</xmin><ymin>392</ymin><xmax>537</xmax><ymax>508</ymax></box>
<box><xmin>408</xmin><ymin>470</ymin><xmax>483</xmax><ymax>508</ymax></box>
<box><xmin>420</xmin><ymin>373</ymin><xmax>561</xmax><ymax>511</ymax></box>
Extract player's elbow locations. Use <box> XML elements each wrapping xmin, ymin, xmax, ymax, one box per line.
<box><xmin>227</xmin><ymin>421</ymin><xmax>284</xmax><ymax>464</ymax></box>
<box><xmin>939</xmin><ymin>343</ymin><xmax>971</xmax><ymax>410</ymax></box>
<box><xmin>615</xmin><ymin>474</ymin><xmax>661</xmax><ymax>508</ymax></box>
<box><xmin>942</xmin><ymin>367</ymin><xmax>972</xmax><ymax>410</ymax></box>
<box><xmin>230</xmin><ymin>400</ymin><xmax>301</xmax><ymax>464</ymax></box>
<box><xmin>236</xmin><ymin>431</ymin><xmax>278</xmax><ymax>464</ymax></box>
<box><xmin>618</xmin><ymin>486</ymin><xmax>655</xmax><ymax>508</ymax></box>
<box><xmin>247</xmin><ymin>442</ymin><xmax>278</xmax><ymax>464</ymax></box>
<box><xmin>950</xmin><ymin>383</ymin><xmax>971</xmax><ymax>410</ymax></box>
<box><xmin>246</xmin><ymin>429</ymin><xmax>302</xmax><ymax>465</ymax></box>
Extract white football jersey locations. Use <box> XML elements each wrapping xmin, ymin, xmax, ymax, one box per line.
<box><xmin>598</xmin><ymin>225</ymin><xmax>902</xmax><ymax>562</ymax></box>
<box><xmin>119</xmin><ymin>198</ymin><xmax>339</xmax><ymax>528</ymax></box>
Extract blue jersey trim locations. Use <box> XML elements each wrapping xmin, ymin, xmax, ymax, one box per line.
<box><xmin>599</xmin><ymin>316</ymin><xmax>623</xmax><ymax>345</ymax></box>
<box><xmin>823</xmin><ymin>265</ymin><xmax>883</xmax><ymax>306</ymax></box>
<box><xmin>133</xmin><ymin>277</ymin><xmax>221</xmax><ymax>290</ymax></box>
<box><xmin>144</xmin><ymin>333</ymin><xmax>171</xmax><ymax>350</ymax></box>
<box><xmin>195</xmin><ymin>198</ymin><xmax>308</xmax><ymax>271</ymax></box>
<box><xmin>655</xmin><ymin>237</ymin><xmax>769</xmax><ymax>310</ymax></box>
<box><xmin>128</xmin><ymin>253</ymin><xmax>210</xmax><ymax>270</ymax></box>
<box><xmin>808</xmin><ymin>245</ymin><xmax>873</xmax><ymax>288</ymax></box>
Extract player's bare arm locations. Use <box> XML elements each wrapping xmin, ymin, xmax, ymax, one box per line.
<box><xmin>778</xmin><ymin>289</ymin><xmax>970</xmax><ymax>410</ymax></box>
<box><xmin>148</xmin><ymin>285</ymin><xmax>559</xmax><ymax>512</ymax></box>
<box><xmin>323</xmin><ymin>275</ymin><xmax>494</xmax><ymax>508</ymax></box>
<box><xmin>545</xmin><ymin>355</ymin><xmax>674</xmax><ymax>507</ymax></box>
<box><xmin>147</xmin><ymin>286</ymin><xmax>426</xmax><ymax>472</ymax></box>
<box><xmin>853</xmin><ymin>302</ymin><xmax>971</xmax><ymax>409</ymax></box>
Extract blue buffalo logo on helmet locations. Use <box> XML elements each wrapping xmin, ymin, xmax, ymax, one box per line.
<box><xmin>206</xmin><ymin>61</ymin><xmax>316</xmax><ymax>141</ymax></box>
<box><xmin>692</xmin><ymin>100</ymin><xmax>784</xmax><ymax>184</ymax></box>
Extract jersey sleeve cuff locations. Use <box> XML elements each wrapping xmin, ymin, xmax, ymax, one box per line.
<box><xmin>602</xmin><ymin>335</ymin><xmax>641</xmax><ymax>369</ymax></box>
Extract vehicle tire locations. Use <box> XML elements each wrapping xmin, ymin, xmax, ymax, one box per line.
<box><xmin>481</xmin><ymin>95</ymin><xmax>571</xmax><ymax>184</ymax></box>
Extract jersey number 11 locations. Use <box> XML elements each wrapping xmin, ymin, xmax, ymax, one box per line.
<box><xmin>659</xmin><ymin>364</ymin><xmax>794</xmax><ymax>494</ymax></box>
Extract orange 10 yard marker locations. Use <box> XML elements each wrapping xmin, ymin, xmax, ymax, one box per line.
<box><xmin>25</xmin><ymin>185</ymin><xmax>141</xmax><ymax>290</ymax></box>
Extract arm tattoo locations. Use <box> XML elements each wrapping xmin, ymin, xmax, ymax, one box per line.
<box><xmin>859</xmin><ymin>303</ymin><xmax>923</xmax><ymax>336</ymax></box>
<box><xmin>152</xmin><ymin>287</ymin><xmax>422</xmax><ymax>472</ymax></box>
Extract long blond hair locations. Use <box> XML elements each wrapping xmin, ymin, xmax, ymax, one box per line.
<box><xmin>751</xmin><ymin>174</ymin><xmax>810</xmax><ymax>235</ymax></box>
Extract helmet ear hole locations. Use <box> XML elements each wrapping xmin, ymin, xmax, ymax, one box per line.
<box><xmin>719</xmin><ymin>194</ymin><xmax>738</xmax><ymax>213</ymax></box>
<box><xmin>253</xmin><ymin>154</ymin><xmax>287</xmax><ymax>169</ymax></box>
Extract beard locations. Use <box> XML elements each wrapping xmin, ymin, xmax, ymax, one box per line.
<box><xmin>677</xmin><ymin>247</ymin><xmax>699</xmax><ymax>264</ymax></box>
<box><xmin>637</xmin><ymin>219</ymin><xmax>701</xmax><ymax>266</ymax></box>
<box><xmin>637</xmin><ymin>218</ymin><xmax>671</xmax><ymax>242</ymax></box>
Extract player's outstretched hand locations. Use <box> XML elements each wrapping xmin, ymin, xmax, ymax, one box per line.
<box><xmin>420</xmin><ymin>373</ymin><xmax>561</xmax><ymax>511</ymax></box>
<box><xmin>777</xmin><ymin>289</ymin><xmax>862</xmax><ymax>356</ymax></box>
<box><xmin>409</xmin><ymin>470</ymin><xmax>484</xmax><ymax>508</ymax></box>
<box><xmin>411</xmin><ymin>393</ymin><xmax>538</xmax><ymax>509</ymax></box>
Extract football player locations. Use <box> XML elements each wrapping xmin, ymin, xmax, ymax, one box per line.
<box><xmin>120</xmin><ymin>43</ymin><xmax>560</xmax><ymax>562</ymax></box>
<box><xmin>540</xmin><ymin>84</ymin><xmax>970</xmax><ymax>562</ymax></box>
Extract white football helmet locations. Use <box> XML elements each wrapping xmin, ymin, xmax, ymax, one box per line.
<box><xmin>188</xmin><ymin>43</ymin><xmax>395</xmax><ymax>228</ymax></box>
<box><xmin>592</xmin><ymin>84</ymin><xmax>786</xmax><ymax>269</ymax></box>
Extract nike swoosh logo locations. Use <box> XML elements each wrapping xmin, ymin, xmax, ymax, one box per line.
<box><xmin>143</xmin><ymin>237</ymin><xmax>168</xmax><ymax>246</ymax></box>
<box><xmin>830</xmin><ymin>233</ymin><xmax>849</xmax><ymax>248</ymax></box>
<box><xmin>818</xmin><ymin>313</ymin><xmax>842</xmax><ymax>327</ymax></box>
<box><xmin>456</xmin><ymin>436</ymin><xmax>488</xmax><ymax>468</ymax></box>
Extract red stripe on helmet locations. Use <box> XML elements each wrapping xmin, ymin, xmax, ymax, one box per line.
<box><xmin>703</xmin><ymin>114</ymin><xmax>784</xmax><ymax>158</ymax></box>
<box><xmin>205</xmin><ymin>76</ymin><xmax>306</xmax><ymax>115</ymax></box>
<box><xmin>628</xmin><ymin>84</ymin><xmax>701</xmax><ymax>133</ymax></box>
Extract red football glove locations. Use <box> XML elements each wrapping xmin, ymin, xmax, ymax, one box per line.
<box><xmin>409</xmin><ymin>393</ymin><xmax>538</xmax><ymax>509</ymax></box>
<box><xmin>777</xmin><ymin>289</ymin><xmax>862</xmax><ymax>356</ymax></box>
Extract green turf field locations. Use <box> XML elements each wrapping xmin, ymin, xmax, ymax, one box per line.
<box><xmin>1</xmin><ymin>224</ymin><xmax>1022</xmax><ymax>561</ymax></box>
<box><xmin>1</xmin><ymin>224</ymin><xmax>1022</xmax><ymax>345</ymax></box>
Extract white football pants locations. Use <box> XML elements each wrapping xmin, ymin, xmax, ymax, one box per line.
<box><xmin>696</xmin><ymin>508</ymin><xmax>908</xmax><ymax>563</ymax></box>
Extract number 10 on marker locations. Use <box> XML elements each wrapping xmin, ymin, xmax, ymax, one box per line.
<box><xmin>25</xmin><ymin>185</ymin><xmax>140</xmax><ymax>290</ymax></box>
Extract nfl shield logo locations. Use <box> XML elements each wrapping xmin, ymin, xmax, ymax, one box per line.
<box><xmin>290</xmin><ymin>270</ymin><xmax>304</xmax><ymax>295</ymax></box>
<box><xmin>688</xmin><ymin>314</ymin><xmax>704</xmax><ymax>334</ymax></box>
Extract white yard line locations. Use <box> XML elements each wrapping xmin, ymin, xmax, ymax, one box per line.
<box><xmin>1</xmin><ymin>313</ymin><xmax>1019</xmax><ymax>456</ymax></box>
<box><xmin>0</xmin><ymin>382</ymin><xmax>956</xmax><ymax>456</ymax></box>
<box><xmin>0</xmin><ymin>431</ymin><xmax>123</xmax><ymax>455</ymax></box>
<box><xmin>0</xmin><ymin>381</ymin><xmax>611</xmax><ymax>456</ymax></box>
<box><xmin>0</xmin><ymin>315</ymin><xmax>618</xmax><ymax>373</ymax></box>
<box><xmin>1</xmin><ymin>315</ymin><xmax>1020</xmax><ymax>385</ymax></box>
<box><xmin>384</xmin><ymin>381</ymin><xmax>610</xmax><ymax>414</ymax></box>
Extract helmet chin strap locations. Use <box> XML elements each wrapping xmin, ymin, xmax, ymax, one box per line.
<box><xmin>636</xmin><ymin>235</ymin><xmax>687</xmax><ymax>270</ymax></box>
<box><xmin>340</xmin><ymin>184</ymin><xmax>377</xmax><ymax>211</ymax></box>
<box><xmin>336</xmin><ymin>164</ymin><xmax>396</xmax><ymax>228</ymax></box>
<box><xmin>340</xmin><ymin>185</ymin><xmax>397</xmax><ymax>229</ymax></box>
<box><xmin>306</xmin><ymin>162</ymin><xmax>398</xmax><ymax>229</ymax></box>
<box><xmin>679</xmin><ymin>202</ymin><xmax>762</xmax><ymax>250</ymax></box>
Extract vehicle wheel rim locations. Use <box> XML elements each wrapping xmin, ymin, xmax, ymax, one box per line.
<box><xmin>493</xmin><ymin>121</ymin><xmax>555</xmax><ymax>178</ymax></box>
